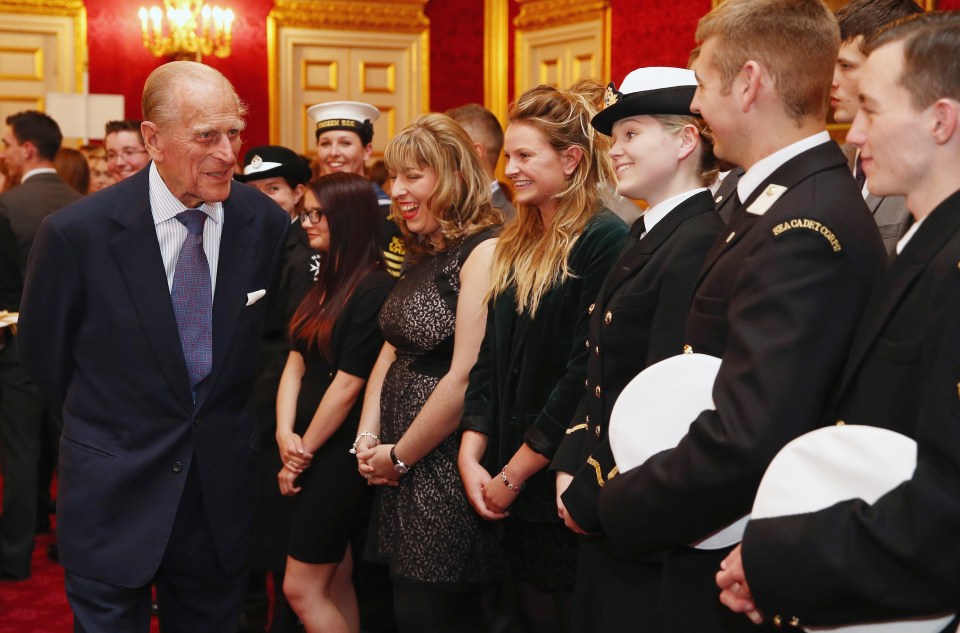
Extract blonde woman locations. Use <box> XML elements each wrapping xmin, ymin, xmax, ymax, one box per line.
<box><xmin>458</xmin><ymin>85</ymin><xmax>628</xmax><ymax>632</ymax></box>
<box><xmin>354</xmin><ymin>114</ymin><xmax>502</xmax><ymax>633</ymax></box>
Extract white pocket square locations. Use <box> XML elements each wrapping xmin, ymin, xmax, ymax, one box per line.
<box><xmin>246</xmin><ymin>289</ymin><xmax>266</xmax><ymax>306</ymax></box>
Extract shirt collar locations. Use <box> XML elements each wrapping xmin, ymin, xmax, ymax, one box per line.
<box><xmin>738</xmin><ymin>131</ymin><xmax>831</xmax><ymax>203</ymax></box>
<box><xmin>643</xmin><ymin>188</ymin><xmax>708</xmax><ymax>234</ymax></box>
<box><xmin>895</xmin><ymin>216</ymin><xmax>923</xmax><ymax>254</ymax></box>
<box><xmin>21</xmin><ymin>167</ymin><xmax>57</xmax><ymax>183</ymax></box>
<box><xmin>148</xmin><ymin>161</ymin><xmax>222</xmax><ymax>225</ymax></box>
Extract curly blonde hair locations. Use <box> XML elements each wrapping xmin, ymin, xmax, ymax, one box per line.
<box><xmin>488</xmin><ymin>85</ymin><xmax>613</xmax><ymax>316</ymax></box>
<box><xmin>383</xmin><ymin>113</ymin><xmax>502</xmax><ymax>262</ymax></box>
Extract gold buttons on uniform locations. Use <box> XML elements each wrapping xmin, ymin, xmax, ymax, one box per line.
<box><xmin>588</xmin><ymin>303</ymin><xmax>595</xmax><ymax>315</ymax></box>
<box><xmin>585</xmin><ymin>338</ymin><xmax>590</xmax><ymax>349</ymax></box>
<box><xmin>595</xmin><ymin>425</ymin><xmax>601</xmax><ymax>437</ymax></box>
<box><xmin>789</xmin><ymin>617</ymin><xmax>800</xmax><ymax>627</ymax></box>
<box><xmin>585</xmin><ymin>414</ymin><xmax>590</xmax><ymax>423</ymax></box>
<box><xmin>604</xmin><ymin>311</ymin><xmax>612</xmax><ymax>325</ymax></box>
<box><xmin>683</xmin><ymin>344</ymin><xmax>693</xmax><ymax>354</ymax></box>
<box><xmin>836</xmin><ymin>420</ymin><xmax>845</xmax><ymax>426</ymax></box>
<box><xmin>595</xmin><ymin>385</ymin><xmax>601</xmax><ymax>398</ymax></box>
<box><xmin>595</xmin><ymin>346</ymin><xmax>600</xmax><ymax>357</ymax></box>
<box><xmin>772</xmin><ymin>615</ymin><xmax>782</xmax><ymax>627</ymax></box>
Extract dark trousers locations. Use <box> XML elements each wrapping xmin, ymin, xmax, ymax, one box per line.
<box><xmin>65</xmin><ymin>462</ymin><xmax>247</xmax><ymax>633</ymax></box>
<box><xmin>0</xmin><ymin>338</ymin><xmax>51</xmax><ymax>578</ymax></box>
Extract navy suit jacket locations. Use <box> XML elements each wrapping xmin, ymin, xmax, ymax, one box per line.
<box><xmin>18</xmin><ymin>167</ymin><xmax>289</xmax><ymax>587</ymax></box>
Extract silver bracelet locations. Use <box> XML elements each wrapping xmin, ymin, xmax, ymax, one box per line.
<box><xmin>350</xmin><ymin>432</ymin><xmax>379</xmax><ymax>455</ymax></box>
<box><xmin>500</xmin><ymin>467</ymin><xmax>524</xmax><ymax>493</ymax></box>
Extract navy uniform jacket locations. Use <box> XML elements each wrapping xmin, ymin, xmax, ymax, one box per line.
<box><xmin>17</xmin><ymin>167</ymin><xmax>289</xmax><ymax>587</ymax></box>
<box><xmin>598</xmin><ymin>141</ymin><xmax>886</xmax><ymax>632</ymax></box>
<box><xmin>742</xmin><ymin>189</ymin><xmax>960</xmax><ymax>628</ymax></box>
<box><xmin>552</xmin><ymin>190</ymin><xmax>723</xmax><ymax>532</ymax></box>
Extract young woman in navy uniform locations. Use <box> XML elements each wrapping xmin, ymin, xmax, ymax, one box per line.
<box><xmin>550</xmin><ymin>67</ymin><xmax>724</xmax><ymax>632</ymax></box>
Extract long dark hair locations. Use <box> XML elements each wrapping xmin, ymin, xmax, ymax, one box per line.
<box><xmin>289</xmin><ymin>172</ymin><xmax>385</xmax><ymax>360</ymax></box>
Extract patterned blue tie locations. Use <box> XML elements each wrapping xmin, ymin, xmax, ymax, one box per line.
<box><xmin>172</xmin><ymin>208</ymin><xmax>212</xmax><ymax>390</ymax></box>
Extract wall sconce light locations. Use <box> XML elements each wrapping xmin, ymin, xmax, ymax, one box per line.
<box><xmin>138</xmin><ymin>1</ymin><xmax>235</xmax><ymax>61</ymax></box>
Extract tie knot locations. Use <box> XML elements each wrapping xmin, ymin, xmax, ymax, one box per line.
<box><xmin>177</xmin><ymin>208</ymin><xmax>207</xmax><ymax>236</ymax></box>
<box><xmin>629</xmin><ymin>215</ymin><xmax>647</xmax><ymax>238</ymax></box>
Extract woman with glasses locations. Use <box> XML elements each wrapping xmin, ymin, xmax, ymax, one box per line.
<box><xmin>276</xmin><ymin>172</ymin><xmax>393</xmax><ymax>633</ymax></box>
<box><xmin>354</xmin><ymin>113</ymin><xmax>501</xmax><ymax>633</ymax></box>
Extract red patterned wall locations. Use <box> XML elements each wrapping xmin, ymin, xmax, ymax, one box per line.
<box><xmin>426</xmin><ymin>0</ymin><xmax>485</xmax><ymax>112</ymax></box>
<box><xmin>610</xmin><ymin>0</ymin><xmax>711</xmax><ymax>83</ymax></box>
<box><xmin>86</xmin><ymin>0</ymin><xmax>275</xmax><ymax>148</ymax></box>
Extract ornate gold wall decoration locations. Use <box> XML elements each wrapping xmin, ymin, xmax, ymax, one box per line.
<box><xmin>515</xmin><ymin>0</ymin><xmax>609</xmax><ymax>30</ymax></box>
<box><xmin>0</xmin><ymin>0</ymin><xmax>86</xmax><ymax>93</ymax></box>
<box><xmin>267</xmin><ymin>0</ymin><xmax>429</xmax><ymax>149</ymax></box>
<box><xmin>484</xmin><ymin>0</ymin><xmax>509</xmax><ymax>125</ymax></box>
<box><xmin>269</xmin><ymin>0</ymin><xmax>428</xmax><ymax>33</ymax></box>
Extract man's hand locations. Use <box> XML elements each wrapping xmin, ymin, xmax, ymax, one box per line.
<box><xmin>717</xmin><ymin>544</ymin><xmax>764</xmax><ymax>624</ymax></box>
<box><xmin>555</xmin><ymin>472</ymin><xmax>588</xmax><ymax>535</ymax></box>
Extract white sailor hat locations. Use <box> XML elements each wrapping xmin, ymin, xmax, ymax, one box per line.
<box><xmin>591</xmin><ymin>67</ymin><xmax>699</xmax><ymax>136</ymax></box>
<box><xmin>306</xmin><ymin>101</ymin><xmax>380</xmax><ymax>144</ymax></box>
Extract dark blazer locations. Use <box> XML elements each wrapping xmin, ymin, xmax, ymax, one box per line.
<box><xmin>553</xmin><ymin>191</ymin><xmax>724</xmax><ymax>532</ymax></box>
<box><xmin>714</xmin><ymin>168</ymin><xmax>743</xmax><ymax>223</ymax></box>
<box><xmin>597</xmin><ymin>141</ymin><xmax>887</xmax><ymax>633</ymax></box>
<box><xmin>0</xmin><ymin>214</ymin><xmax>21</xmax><ymax>311</ymax></box>
<box><xmin>462</xmin><ymin>210</ymin><xmax>627</xmax><ymax>522</ymax></box>
<box><xmin>17</xmin><ymin>167</ymin><xmax>289</xmax><ymax>588</ymax></box>
<box><xmin>742</xmin><ymin>190</ymin><xmax>960</xmax><ymax>628</ymax></box>
<box><xmin>0</xmin><ymin>171</ymin><xmax>82</xmax><ymax>277</ymax></box>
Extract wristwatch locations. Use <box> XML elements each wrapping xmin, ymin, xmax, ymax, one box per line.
<box><xmin>390</xmin><ymin>446</ymin><xmax>409</xmax><ymax>475</ymax></box>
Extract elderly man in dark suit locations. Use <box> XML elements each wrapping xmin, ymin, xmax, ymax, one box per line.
<box><xmin>718</xmin><ymin>12</ymin><xmax>960</xmax><ymax>629</ymax></box>
<box><xmin>0</xmin><ymin>110</ymin><xmax>81</xmax><ymax>580</ymax></box>
<box><xmin>17</xmin><ymin>61</ymin><xmax>289</xmax><ymax>632</ymax></box>
<box><xmin>597</xmin><ymin>1</ymin><xmax>886</xmax><ymax>632</ymax></box>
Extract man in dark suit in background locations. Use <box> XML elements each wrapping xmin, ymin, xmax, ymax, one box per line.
<box><xmin>718</xmin><ymin>12</ymin><xmax>960</xmax><ymax>629</ymax></box>
<box><xmin>831</xmin><ymin>0</ymin><xmax>923</xmax><ymax>254</ymax></box>
<box><xmin>0</xmin><ymin>110</ymin><xmax>81</xmax><ymax>580</ymax></box>
<box><xmin>446</xmin><ymin>103</ymin><xmax>516</xmax><ymax>221</ymax></box>
<box><xmin>597</xmin><ymin>1</ymin><xmax>886</xmax><ymax>631</ymax></box>
<box><xmin>17</xmin><ymin>61</ymin><xmax>289</xmax><ymax>632</ymax></box>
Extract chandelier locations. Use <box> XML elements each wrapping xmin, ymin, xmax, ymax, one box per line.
<box><xmin>138</xmin><ymin>1</ymin><xmax>235</xmax><ymax>61</ymax></box>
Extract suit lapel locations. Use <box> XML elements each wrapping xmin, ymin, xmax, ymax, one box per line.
<box><xmin>196</xmin><ymin>191</ymin><xmax>258</xmax><ymax>408</ymax></box>
<box><xmin>864</xmin><ymin>193</ymin><xmax>884</xmax><ymax>214</ymax></box>
<box><xmin>602</xmin><ymin>191</ymin><xmax>716</xmax><ymax>302</ymax></box>
<box><xmin>695</xmin><ymin>141</ymin><xmax>849</xmax><ymax>289</ymax></box>
<box><xmin>836</xmin><ymin>193</ymin><xmax>960</xmax><ymax>397</ymax></box>
<box><xmin>109</xmin><ymin>171</ymin><xmax>193</xmax><ymax>411</ymax></box>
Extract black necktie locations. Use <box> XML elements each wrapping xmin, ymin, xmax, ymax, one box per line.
<box><xmin>629</xmin><ymin>215</ymin><xmax>647</xmax><ymax>239</ymax></box>
<box><xmin>854</xmin><ymin>155</ymin><xmax>866</xmax><ymax>191</ymax></box>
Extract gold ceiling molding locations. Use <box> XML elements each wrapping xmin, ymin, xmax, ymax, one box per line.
<box><xmin>0</xmin><ymin>0</ymin><xmax>86</xmax><ymax>93</ymax></box>
<box><xmin>269</xmin><ymin>0</ymin><xmax>428</xmax><ymax>33</ymax></box>
<box><xmin>515</xmin><ymin>0</ymin><xmax>609</xmax><ymax>30</ymax></box>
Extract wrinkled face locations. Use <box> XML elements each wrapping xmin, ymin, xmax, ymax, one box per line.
<box><xmin>503</xmin><ymin>122</ymin><xmax>573</xmax><ymax>213</ymax></box>
<box><xmin>846</xmin><ymin>42</ymin><xmax>931</xmax><ymax>200</ymax></box>
<box><xmin>105</xmin><ymin>130</ymin><xmax>150</xmax><ymax>180</ymax></box>
<box><xmin>831</xmin><ymin>38</ymin><xmax>867</xmax><ymax>124</ymax></box>
<box><xmin>391</xmin><ymin>164</ymin><xmax>441</xmax><ymax>242</ymax></box>
<box><xmin>88</xmin><ymin>157</ymin><xmax>113</xmax><ymax>193</ymax></box>
<box><xmin>609</xmin><ymin>116</ymin><xmax>684</xmax><ymax>204</ymax></box>
<box><xmin>316</xmin><ymin>130</ymin><xmax>371</xmax><ymax>176</ymax></box>
<box><xmin>247</xmin><ymin>176</ymin><xmax>304</xmax><ymax>218</ymax></box>
<box><xmin>1</xmin><ymin>125</ymin><xmax>25</xmax><ymax>179</ymax></box>
<box><xmin>690</xmin><ymin>37</ymin><xmax>741</xmax><ymax>166</ymax></box>
<box><xmin>300</xmin><ymin>188</ymin><xmax>330</xmax><ymax>252</ymax></box>
<box><xmin>145</xmin><ymin>81</ymin><xmax>244</xmax><ymax>208</ymax></box>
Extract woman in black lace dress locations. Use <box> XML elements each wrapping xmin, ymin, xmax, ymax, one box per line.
<box><xmin>354</xmin><ymin>114</ymin><xmax>502</xmax><ymax>633</ymax></box>
<box><xmin>276</xmin><ymin>173</ymin><xmax>393</xmax><ymax>633</ymax></box>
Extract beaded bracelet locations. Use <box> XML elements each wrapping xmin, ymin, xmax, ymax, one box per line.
<box><xmin>350</xmin><ymin>431</ymin><xmax>379</xmax><ymax>455</ymax></box>
<box><xmin>500</xmin><ymin>467</ymin><xmax>524</xmax><ymax>493</ymax></box>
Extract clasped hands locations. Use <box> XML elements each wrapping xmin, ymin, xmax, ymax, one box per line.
<box><xmin>356</xmin><ymin>442</ymin><xmax>401</xmax><ymax>487</ymax></box>
<box><xmin>277</xmin><ymin>431</ymin><xmax>313</xmax><ymax>496</ymax></box>
<box><xmin>458</xmin><ymin>458</ymin><xmax>516</xmax><ymax>520</ymax></box>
